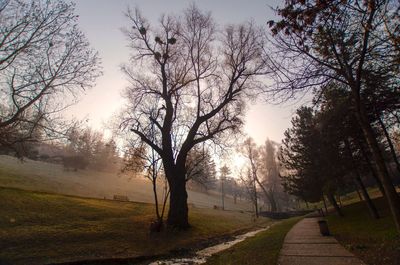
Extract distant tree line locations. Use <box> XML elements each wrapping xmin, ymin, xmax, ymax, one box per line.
<box><xmin>0</xmin><ymin>126</ymin><xmax>121</xmax><ymax>172</ymax></box>
<box><xmin>63</xmin><ymin>127</ymin><xmax>120</xmax><ymax>171</ymax></box>
<box><xmin>239</xmin><ymin>137</ymin><xmax>293</xmax><ymax>217</ymax></box>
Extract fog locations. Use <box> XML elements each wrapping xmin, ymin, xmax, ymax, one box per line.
<box><xmin>0</xmin><ymin>155</ymin><xmax>251</xmax><ymax>211</ymax></box>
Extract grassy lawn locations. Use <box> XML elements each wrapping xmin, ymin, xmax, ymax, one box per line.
<box><xmin>301</xmin><ymin>187</ymin><xmax>384</xmax><ymax>211</ymax></box>
<box><xmin>204</xmin><ymin>217</ymin><xmax>301</xmax><ymax>265</ymax></box>
<box><xmin>326</xmin><ymin>196</ymin><xmax>400</xmax><ymax>265</ymax></box>
<box><xmin>0</xmin><ymin>187</ymin><xmax>271</xmax><ymax>265</ymax></box>
<box><xmin>0</xmin><ymin>155</ymin><xmax>252</xmax><ymax>211</ymax></box>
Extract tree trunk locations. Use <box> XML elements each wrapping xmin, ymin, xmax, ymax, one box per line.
<box><xmin>252</xmin><ymin>175</ymin><xmax>259</xmax><ymax>218</ymax></box>
<box><xmin>378</xmin><ymin>115</ymin><xmax>400</xmax><ymax>175</ymax></box>
<box><xmin>355</xmin><ymin>175</ymin><xmax>380</xmax><ymax>219</ymax></box>
<box><xmin>354</xmin><ymin>101</ymin><xmax>400</xmax><ymax>232</ymax></box>
<box><xmin>358</xmin><ymin>139</ymin><xmax>385</xmax><ymax>195</ymax></box>
<box><xmin>344</xmin><ymin>138</ymin><xmax>380</xmax><ymax>219</ymax></box>
<box><xmin>253</xmin><ymin>192</ymin><xmax>259</xmax><ymax>218</ymax></box>
<box><xmin>337</xmin><ymin>195</ymin><xmax>342</xmax><ymax>208</ymax></box>
<box><xmin>253</xmin><ymin>176</ymin><xmax>276</xmax><ymax>212</ymax></box>
<box><xmin>327</xmin><ymin>193</ymin><xmax>344</xmax><ymax>217</ymax></box>
<box><xmin>356</xmin><ymin>188</ymin><xmax>363</xmax><ymax>202</ymax></box>
<box><xmin>221</xmin><ymin>177</ymin><xmax>225</xmax><ymax>210</ymax></box>
<box><xmin>161</xmin><ymin>187</ymin><xmax>170</xmax><ymax>221</ymax></box>
<box><xmin>152</xmin><ymin>178</ymin><xmax>161</xmax><ymax>221</ymax></box>
<box><xmin>322</xmin><ymin>196</ymin><xmax>328</xmax><ymax>214</ymax></box>
<box><xmin>166</xmin><ymin>165</ymin><xmax>189</xmax><ymax>229</ymax></box>
<box><xmin>268</xmin><ymin>191</ymin><xmax>278</xmax><ymax>212</ymax></box>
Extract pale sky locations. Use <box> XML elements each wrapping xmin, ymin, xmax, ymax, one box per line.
<box><xmin>66</xmin><ymin>0</ymin><xmax>308</xmax><ymax>146</ymax></box>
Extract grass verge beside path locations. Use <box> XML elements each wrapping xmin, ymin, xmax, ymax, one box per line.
<box><xmin>0</xmin><ymin>187</ymin><xmax>271</xmax><ymax>265</ymax></box>
<box><xmin>204</xmin><ymin>217</ymin><xmax>301</xmax><ymax>265</ymax></box>
<box><xmin>326</xmin><ymin>196</ymin><xmax>400</xmax><ymax>265</ymax></box>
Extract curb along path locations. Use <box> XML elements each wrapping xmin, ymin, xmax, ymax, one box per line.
<box><xmin>278</xmin><ymin>217</ymin><xmax>365</xmax><ymax>265</ymax></box>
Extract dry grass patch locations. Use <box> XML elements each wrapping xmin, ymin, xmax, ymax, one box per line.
<box><xmin>0</xmin><ymin>187</ymin><xmax>270</xmax><ymax>265</ymax></box>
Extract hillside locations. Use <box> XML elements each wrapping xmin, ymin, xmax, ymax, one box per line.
<box><xmin>0</xmin><ymin>187</ymin><xmax>269</xmax><ymax>265</ymax></box>
<box><xmin>0</xmin><ymin>155</ymin><xmax>251</xmax><ymax>211</ymax></box>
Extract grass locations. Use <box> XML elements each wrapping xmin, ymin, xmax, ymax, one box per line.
<box><xmin>0</xmin><ymin>187</ymin><xmax>271</xmax><ymax>265</ymax></box>
<box><xmin>301</xmin><ymin>187</ymin><xmax>384</xmax><ymax>211</ymax></box>
<box><xmin>204</xmin><ymin>217</ymin><xmax>301</xmax><ymax>265</ymax></box>
<box><xmin>326</xmin><ymin>196</ymin><xmax>400</xmax><ymax>265</ymax></box>
<box><xmin>338</xmin><ymin>187</ymin><xmax>384</xmax><ymax>206</ymax></box>
<box><xmin>0</xmin><ymin>155</ymin><xmax>252</xmax><ymax>211</ymax></box>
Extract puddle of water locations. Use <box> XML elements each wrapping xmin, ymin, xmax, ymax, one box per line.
<box><xmin>149</xmin><ymin>226</ymin><xmax>270</xmax><ymax>265</ymax></box>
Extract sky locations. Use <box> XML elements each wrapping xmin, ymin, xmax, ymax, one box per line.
<box><xmin>67</xmin><ymin>0</ymin><xmax>308</xmax><ymax>146</ymax></box>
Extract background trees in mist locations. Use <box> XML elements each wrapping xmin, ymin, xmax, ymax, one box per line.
<box><xmin>65</xmin><ymin>127</ymin><xmax>120</xmax><ymax>172</ymax></box>
<box><xmin>240</xmin><ymin>137</ymin><xmax>286</xmax><ymax>214</ymax></box>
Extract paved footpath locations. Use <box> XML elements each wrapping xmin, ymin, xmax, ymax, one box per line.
<box><xmin>278</xmin><ymin>217</ymin><xmax>365</xmax><ymax>265</ymax></box>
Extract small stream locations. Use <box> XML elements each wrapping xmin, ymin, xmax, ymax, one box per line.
<box><xmin>148</xmin><ymin>226</ymin><xmax>270</xmax><ymax>265</ymax></box>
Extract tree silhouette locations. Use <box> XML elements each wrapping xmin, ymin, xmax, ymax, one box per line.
<box><xmin>269</xmin><ymin>0</ymin><xmax>400</xmax><ymax>232</ymax></box>
<box><xmin>0</xmin><ymin>0</ymin><xmax>101</xmax><ymax>154</ymax></box>
<box><xmin>120</xmin><ymin>5</ymin><xmax>268</xmax><ymax>228</ymax></box>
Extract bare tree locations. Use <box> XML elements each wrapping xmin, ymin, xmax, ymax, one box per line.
<box><xmin>0</xmin><ymin>0</ymin><xmax>101</xmax><ymax>154</ymax></box>
<box><xmin>122</xmin><ymin>127</ymin><xmax>169</xmax><ymax>231</ymax></box>
<box><xmin>119</xmin><ymin>5</ymin><xmax>268</xmax><ymax>228</ymax></box>
<box><xmin>241</xmin><ymin>137</ymin><xmax>280</xmax><ymax>213</ymax></box>
<box><xmin>239</xmin><ymin>168</ymin><xmax>259</xmax><ymax>218</ymax></box>
<box><xmin>260</xmin><ymin>139</ymin><xmax>281</xmax><ymax>212</ymax></box>
<box><xmin>219</xmin><ymin>165</ymin><xmax>231</xmax><ymax>210</ymax></box>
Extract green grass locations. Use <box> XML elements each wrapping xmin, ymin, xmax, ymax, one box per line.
<box><xmin>300</xmin><ymin>187</ymin><xmax>384</xmax><ymax>211</ymax></box>
<box><xmin>0</xmin><ymin>187</ymin><xmax>271</xmax><ymax>265</ymax></box>
<box><xmin>326</xmin><ymin>196</ymin><xmax>400</xmax><ymax>265</ymax></box>
<box><xmin>338</xmin><ymin>187</ymin><xmax>384</xmax><ymax>206</ymax></box>
<box><xmin>204</xmin><ymin>217</ymin><xmax>301</xmax><ymax>265</ymax></box>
